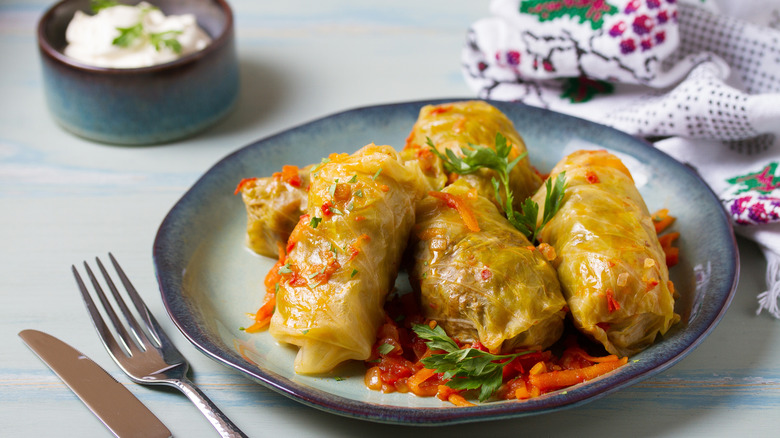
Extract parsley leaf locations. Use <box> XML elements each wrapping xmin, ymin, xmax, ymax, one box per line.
<box><xmin>90</xmin><ymin>0</ymin><xmax>119</xmax><ymax>12</ymax></box>
<box><xmin>413</xmin><ymin>324</ymin><xmax>533</xmax><ymax>402</ymax></box>
<box><xmin>311</xmin><ymin>157</ymin><xmax>331</xmax><ymax>179</ymax></box>
<box><xmin>377</xmin><ymin>343</ymin><xmax>395</xmax><ymax>355</ymax></box>
<box><xmin>149</xmin><ymin>30</ymin><xmax>183</xmax><ymax>54</ymax></box>
<box><xmin>112</xmin><ymin>22</ymin><xmax>144</xmax><ymax>48</ymax></box>
<box><xmin>429</xmin><ymin>133</ymin><xmax>566</xmax><ymax>244</ymax></box>
<box><xmin>310</xmin><ymin>216</ymin><xmax>322</xmax><ymax>228</ymax></box>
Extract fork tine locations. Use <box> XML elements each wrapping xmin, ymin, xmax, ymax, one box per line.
<box><xmin>108</xmin><ymin>252</ymin><xmax>173</xmax><ymax>350</ymax></box>
<box><xmin>95</xmin><ymin>256</ymin><xmax>156</xmax><ymax>352</ymax></box>
<box><xmin>72</xmin><ymin>265</ymin><xmax>129</xmax><ymax>362</ymax></box>
<box><xmin>82</xmin><ymin>260</ymin><xmax>142</xmax><ymax>356</ymax></box>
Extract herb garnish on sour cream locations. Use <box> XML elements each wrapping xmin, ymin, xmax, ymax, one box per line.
<box><xmin>64</xmin><ymin>1</ymin><xmax>211</xmax><ymax>68</ymax></box>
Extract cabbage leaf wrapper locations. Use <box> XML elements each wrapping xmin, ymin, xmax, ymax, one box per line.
<box><xmin>408</xmin><ymin>180</ymin><xmax>567</xmax><ymax>353</ymax></box>
<box><xmin>402</xmin><ymin>100</ymin><xmax>542</xmax><ymax>208</ymax></box>
<box><xmin>269</xmin><ymin>144</ymin><xmax>429</xmax><ymax>374</ymax></box>
<box><xmin>532</xmin><ymin>150</ymin><xmax>678</xmax><ymax>357</ymax></box>
<box><xmin>239</xmin><ymin>165</ymin><xmax>311</xmax><ymax>258</ymax></box>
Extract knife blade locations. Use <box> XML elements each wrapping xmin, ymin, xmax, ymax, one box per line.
<box><xmin>19</xmin><ymin>329</ymin><xmax>171</xmax><ymax>438</ymax></box>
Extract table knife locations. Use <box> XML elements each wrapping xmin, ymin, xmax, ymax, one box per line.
<box><xmin>19</xmin><ymin>329</ymin><xmax>171</xmax><ymax>438</ymax></box>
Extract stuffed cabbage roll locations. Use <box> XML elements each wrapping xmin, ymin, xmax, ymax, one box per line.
<box><xmin>269</xmin><ymin>144</ymin><xmax>428</xmax><ymax>374</ymax></box>
<box><xmin>532</xmin><ymin>150</ymin><xmax>678</xmax><ymax>357</ymax></box>
<box><xmin>402</xmin><ymin>100</ymin><xmax>542</xmax><ymax>208</ymax></box>
<box><xmin>408</xmin><ymin>180</ymin><xmax>567</xmax><ymax>352</ymax></box>
<box><xmin>237</xmin><ymin>165</ymin><xmax>311</xmax><ymax>258</ymax></box>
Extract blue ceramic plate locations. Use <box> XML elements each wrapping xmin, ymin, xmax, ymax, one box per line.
<box><xmin>153</xmin><ymin>99</ymin><xmax>739</xmax><ymax>425</ymax></box>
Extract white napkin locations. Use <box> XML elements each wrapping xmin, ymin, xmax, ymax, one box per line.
<box><xmin>462</xmin><ymin>0</ymin><xmax>780</xmax><ymax>318</ymax></box>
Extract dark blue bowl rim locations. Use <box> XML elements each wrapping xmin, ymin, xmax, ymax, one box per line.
<box><xmin>37</xmin><ymin>0</ymin><xmax>234</xmax><ymax>73</ymax></box>
<box><xmin>153</xmin><ymin>98</ymin><xmax>740</xmax><ymax>425</ymax></box>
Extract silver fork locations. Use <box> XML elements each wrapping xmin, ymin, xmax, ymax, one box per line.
<box><xmin>72</xmin><ymin>253</ymin><xmax>248</xmax><ymax>438</ymax></box>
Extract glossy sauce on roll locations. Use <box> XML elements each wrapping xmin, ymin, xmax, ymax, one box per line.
<box><xmin>409</xmin><ymin>180</ymin><xmax>567</xmax><ymax>353</ymax></box>
<box><xmin>532</xmin><ymin>150</ymin><xmax>679</xmax><ymax>357</ymax></box>
<box><xmin>269</xmin><ymin>144</ymin><xmax>429</xmax><ymax>374</ymax></box>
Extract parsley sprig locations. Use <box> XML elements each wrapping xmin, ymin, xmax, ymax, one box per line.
<box><xmin>149</xmin><ymin>30</ymin><xmax>183</xmax><ymax>53</ymax></box>
<box><xmin>428</xmin><ymin>133</ymin><xmax>566</xmax><ymax>243</ymax></box>
<box><xmin>90</xmin><ymin>0</ymin><xmax>120</xmax><ymax>13</ymax></box>
<box><xmin>91</xmin><ymin>1</ymin><xmax>184</xmax><ymax>54</ymax></box>
<box><xmin>413</xmin><ymin>324</ymin><xmax>533</xmax><ymax>402</ymax></box>
<box><xmin>112</xmin><ymin>22</ymin><xmax>143</xmax><ymax>48</ymax></box>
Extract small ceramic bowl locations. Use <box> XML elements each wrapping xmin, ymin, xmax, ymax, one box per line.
<box><xmin>37</xmin><ymin>0</ymin><xmax>239</xmax><ymax>145</ymax></box>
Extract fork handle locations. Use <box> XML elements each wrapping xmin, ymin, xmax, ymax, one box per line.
<box><xmin>172</xmin><ymin>377</ymin><xmax>248</xmax><ymax>438</ymax></box>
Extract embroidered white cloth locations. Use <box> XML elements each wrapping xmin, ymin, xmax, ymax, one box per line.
<box><xmin>462</xmin><ymin>0</ymin><xmax>780</xmax><ymax>317</ymax></box>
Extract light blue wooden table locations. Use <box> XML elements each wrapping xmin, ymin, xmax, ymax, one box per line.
<box><xmin>2</xmin><ymin>1</ymin><xmax>779</xmax><ymax>437</ymax></box>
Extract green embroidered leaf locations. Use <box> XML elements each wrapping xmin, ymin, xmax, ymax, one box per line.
<box><xmin>561</xmin><ymin>76</ymin><xmax>615</xmax><ymax>103</ymax></box>
<box><xmin>520</xmin><ymin>0</ymin><xmax>619</xmax><ymax>30</ymax></box>
<box><xmin>726</xmin><ymin>162</ymin><xmax>780</xmax><ymax>195</ymax></box>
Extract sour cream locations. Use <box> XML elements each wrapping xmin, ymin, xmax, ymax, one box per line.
<box><xmin>64</xmin><ymin>2</ymin><xmax>211</xmax><ymax>68</ymax></box>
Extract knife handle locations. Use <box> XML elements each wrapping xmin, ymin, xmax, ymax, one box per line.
<box><xmin>171</xmin><ymin>377</ymin><xmax>248</xmax><ymax>438</ymax></box>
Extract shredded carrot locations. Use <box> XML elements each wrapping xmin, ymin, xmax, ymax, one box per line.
<box><xmin>658</xmin><ymin>231</ymin><xmax>681</xmax><ymax>267</ymax></box>
<box><xmin>309</xmin><ymin>251</ymin><xmax>341</xmax><ymax>285</ymax></box>
<box><xmin>665</xmin><ymin>247</ymin><xmax>680</xmax><ymax>267</ymax></box>
<box><xmin>529</xmin><ymin>357</ymin><xmax>628</xmax><ymax>391</ymax></box>
<box><xmin>428</xmin><ymin>105</ymin><xmax>452</xmax><ymax>116</ymax></box>
<box><xmin>402</xmin><ymin>132</ymin><xmax>417</xmax><ymax>150</ymax></box>
<box><xmin>437</xmin><ymin>386</ymin><xmax>474</xmax><ymax>407</ymax></box>
<box><xmin>658</xmin><ymin>232</ymin><xmax>680</xmax><ymax>248</ymax></box>
<box><xmin>280</xmin><ymin>165</ymin><xmax>302</xmax><ymax>187</ymax></box>
<box><xmin>233</xmin><ymin>177</ymin><xmax>258</xmax><ymax>195</ymax></box>
<box><xmin>447</xmin><ymin>393</ymin><xmax>474</xmax><ymax>407</ymax></box>
<box><xmin>362</xmin><ymin>295</ymin><xmax>633</xmax><ymax>407</ymax></box>
<box><xmin>408</xmin><ymin>367</ymin><xmax>438</xmax><ymax>397</ymax></box>
<box><xmin>605</xmin><ymin>288</ymin><xmax>621</xmax><ymax>313</ymax></box>
<box><xmin>379</xmin><ymin>184</ymin><xmax>390</xmax><ymax>192</ymax></box>
<box><xmin>246</xmin><ymin>243</ymin><xmax>285</xmax><ymax>332</ymax></box>
<box><xmin>652</xmin><ymin>208</ymin><xmax>676</xmax><ymax>234</ymax></box>
<box><xmin>514</xmin><ymin>383</ymin><xmax>530</xmax><ymax>400</ymax></box>
<box><xmin>347</xmin><ymin>234</ymin><xmax>371</xmax><ymax>261</ymax></box>
<box><xmin>415</xmin><ymin>148</ymin><xmax>437</xmax><ymax>172</ymax></box>
<box><xmin>428</xmin><ymin>191</ymin><xmax>480</xmax><ymax>232</ymax></box>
